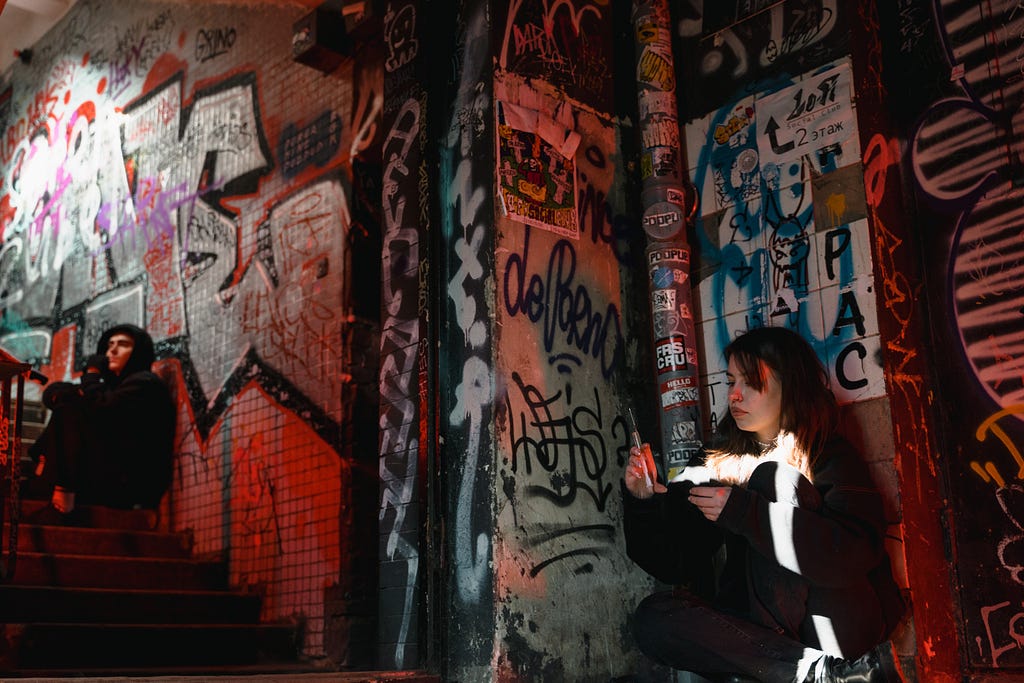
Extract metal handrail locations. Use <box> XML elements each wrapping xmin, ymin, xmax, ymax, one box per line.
<box><xmin>0</xmin><ymin>352</ymin><xmax>33</xmax><ymax>583</ymax></box>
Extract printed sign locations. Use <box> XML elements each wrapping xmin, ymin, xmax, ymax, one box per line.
<box><xmin>755</xmin><ymin>62</ymin><xmax>854</xmax><ymax>169</ymax></box>
<box><xmin>661</xmin><ymin>375</ymin><xmax>699</xmax><ymax>410</ymax></box>
<box><xmin>651</xmin><ymin>288</ymin><xmax>676</xmax><ymax>313</ymax></box>
<box><xmin>655</xmin><ymin>336</ymin><xmax>689</xmax><ymax>374</ymax></box>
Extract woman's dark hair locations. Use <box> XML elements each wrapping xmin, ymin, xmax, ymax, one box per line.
<box><xmin>709</xmin><ymin>326</ymin><xmax>838</xmax><ymax>475</ymax></box>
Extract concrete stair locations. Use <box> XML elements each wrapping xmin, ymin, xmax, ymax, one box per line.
<box><xmin>0</xmin><ymin>499</ymin><xmax>305</xmax><ymax>676</ymax></box>
<box><xmin>0</xmin><ymin>401</ymin><xmax>309</xmax><ymax>678</ymax></box>
<box><xmin>0</xmin><ymin>401</ymin><xmax>441</xmax><ymax>682</ymax></box>
<box><xmin>6</xmin><ymin>621</ymin><xmax>301</xmax><ymax>669</ymax></box>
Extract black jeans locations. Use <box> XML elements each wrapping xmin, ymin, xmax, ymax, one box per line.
<box><xmin>633</xmin><ymin>590</ymin><xmax>817</xmax><ymax>682</ymax></box>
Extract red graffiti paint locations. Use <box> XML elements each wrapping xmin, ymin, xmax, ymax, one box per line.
<box><xmin>143</xmin><ymin>53</ymin><xmax>188</xmax><ymax>94</ymax></box>
<box><xmin>0</xmin><ymin>195</ymin><xmax>13</xmax><ymax>241</ymax></box>
<box><xmin>143</xmin><ymin>231</ymin><xmax>185</xmax><ymax>338</ymax></box>
<box><xmin>37</xmin><ymin>325</ymin><xmax>76</xmax><ymax>385</ymax></box>
<box><xmin>863</xmin><ymin>133</ymin><xmax>899</xmax><ymax>210</ymax></box>
<box><xmin>68</xmin><ymin>101</ymin><xmax>96</xmax><ymax>141</ymax></box>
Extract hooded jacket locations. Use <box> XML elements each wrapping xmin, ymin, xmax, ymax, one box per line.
<box><xmin>39</xmin><ymin>324</ymin><xmax>175</xmax><ymax>508</ymax></box>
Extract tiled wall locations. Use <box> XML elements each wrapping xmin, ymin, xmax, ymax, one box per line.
<box><xmin>685</xmin><ymin>60</ymin><xmax>884</xmax><ymax>411</ymax></box>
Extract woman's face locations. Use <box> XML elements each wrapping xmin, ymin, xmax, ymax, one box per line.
<box><xmin>726</xmin><ymin>355</ymin><xmax>782</xmax><ymax>443</ymax></box>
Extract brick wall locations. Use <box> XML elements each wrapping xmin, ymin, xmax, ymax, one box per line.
<box><xmin>0</xmin><ymin>0</ymin><xmax>378</xmax><ymax>661</ymax></box>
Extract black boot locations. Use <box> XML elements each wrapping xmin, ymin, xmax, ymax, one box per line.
<box><xmin>807</xmin><ymin>641</ymin><xmax>905</xmax><ymax>683</ymax></box>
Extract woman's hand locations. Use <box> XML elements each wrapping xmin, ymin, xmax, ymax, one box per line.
<box><xmin>689</xmin><ymin>486</ymin><xmax>733</xmax><ymax>521</ymax></box>
<box><xmin>624</xmin><ymin>445</ymin><xmax>667</xmax><ymax>499</ymax></box>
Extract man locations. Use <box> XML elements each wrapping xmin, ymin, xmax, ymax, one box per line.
<box><xmin>29</xmin><ymin>324</ymin><xmax>175</xmax><ymax>517</ymax></box>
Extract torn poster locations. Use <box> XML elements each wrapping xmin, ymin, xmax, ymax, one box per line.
<box><xmin>496</xmin><ymin>100</ymin><xmax>581</xmax><ymax>239</ymax></box>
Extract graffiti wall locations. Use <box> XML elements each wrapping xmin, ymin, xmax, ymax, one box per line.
<box><xmin>450</xmin><ymin>0</ymin><xmax>900</xmax><ymax>678</ymax></box>
<box><xmin>0</xmin><ymin>0</ymin><xmax>381</xmax><ymax>659</ymax></box>
<box><xmin>685</xmin><ymin>58</ymin><xmax>885</xmax><ymax>407</ymax></box>
<box><xmin>378</xmin><ymin>0</ymin><xmax>428</xmax><ymax>670</ymax></box>
<box><xmin>440</xmin><ymin>1</ymin><xmax>497</xmax><ymax>677</ymax></box>
<box><xmin>486</xmin><ymin>0</ymin><xmax>655</xmax><ymax>679</ymax></box>
<box><xmin>671</xmin><ymin>1</ymin><xmax>889</xmax><ymax>434</ymax></box>
<box><xmin>674</xmin><ymin>0</ymin><xmax>850</xmax><ymax>121</ymax></box>
<box><xmin>880</xmin><ymin>0</ymin><xmax>1024</xmax><ymax>670</ymax></box>
<box><xmin>677</xmin><ymin>0</ymin><xmax>912</xmax><ymax>659</ymax></box>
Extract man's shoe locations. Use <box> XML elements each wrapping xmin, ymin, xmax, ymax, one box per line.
<box><xmin>22</xmin><ymin>503</ymin><xmax>69</xmax><ymax>526</ymax></box>
<box><xmin>811</xmin><ymin>641</ymin><xmax>906</xmax><ymax>683</ymax></box>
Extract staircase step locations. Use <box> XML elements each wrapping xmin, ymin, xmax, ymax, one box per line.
<box><xmin>1</xmin><ymin>407</ymin><xmax>310</xmax><ymax>676</ymax></box>
<box><xmin>0</xmin><ymin>584</ymin><xmax>261</xmax><ymax>623</ymax></box>
<box><xmin>12</xmin><ymin>521</ymin><xmax>192</xmax><ymax>558</ymax></box>
<box><xmin>19</xmin><ymin>422</ymin><xmax>44</xmax><ymax>441</ymax></box>
<box><xmin>0</xmin><ymin>622</ymin><xmax>300</xmax><ymax>669</ymax></box>
<box><xmin>19</xmin><ymin>498</ymin><xmax>161</xmax><ymax>531</ymax></box>
<box><xmin>20</xmin><ymin>400</ymin><xmax>46</xmax><ymax>424</ymax></box>
<box><xmin>11</xmin><ymin>551</ymin><xmax>227</xmax><ymax>590</ymax></box>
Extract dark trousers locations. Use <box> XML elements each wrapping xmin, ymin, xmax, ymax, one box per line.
<box><xmin>30</xmin><ymin>402</ymin><xmax>123</xmax><ymax>506</ymax></box>
<box><xmin>633</xmin><ymin>590</ymin><xmax>815</xmax><ymax>682</ymax></box>
<box><xmin>632</xmin><ymin>462</ymin><xmax>829</xmax><ymax>683</ymax></box>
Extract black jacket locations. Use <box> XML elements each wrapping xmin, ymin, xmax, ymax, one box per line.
<box><xmin>40</xmin><ymin>324</ymin><xmax>175</xmax><ymax>508</ymax></box>
<box><xmin>623</xmin><ymin>436</ymin><xmax>906</xmax><ymax>657</ymax></box>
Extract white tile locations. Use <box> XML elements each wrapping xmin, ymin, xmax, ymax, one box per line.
<box><xmin>702</xmin><ymin>370</ymin><xmax>730</xmax><ymax>435</ymax></box>
<box><xmin>698</xmin><ymin>318</ymin><xmax>729</xmax><ymax>377</ymax></box>
<box><xmin>720</xmin><ymin>252</ymin><xmax>770</xmax><ymax>317</ymax></box>
<box><xmin>764</xmin><ymin>286</ymin><xmax>828</xmax><ymax>342</ymax></box>
<box><xmin>723</xmin><ymin>309</ymin><xmax>765</xmax><ymax>342</ymax></box>
<box><xmin>828</xmin><ymin>333</ymin><xmax>886</xmax><ymax>403</ymax></box>
<box><xmin>687</xmin><ymin>96</ymin><xmax>759</xmax><ymax>215</ymax></box>
<box><xmin>712</xmin><ymin>200</ymin><xmax>766</xmax><ymax>255</ymax></box>
<box><xmin>819</xmin><ymin>276</ymin><xmax>880</xmax><ymax>342</ymax></box>
<box><xmin>815</xmin><ymin>218</ymin><xmax>874</xmax><ymax>289</ymax></box>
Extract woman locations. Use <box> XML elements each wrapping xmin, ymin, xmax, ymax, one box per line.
<box><xmin>622</xmin><ymin>326</ymin><xmax>906</xmax><ymax>683</ymax></box>
<box><xmin>29</xmin><ymin>324</ymin><xmax>175</xmax><ymax>517</ymax></box>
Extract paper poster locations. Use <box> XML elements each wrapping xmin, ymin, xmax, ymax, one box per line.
<box><xmin>755</xmin><ymin>62</ymin><xmax>854</xmax><ymax>170</ymax></box>
<box><xmin>496</xmin><ymin>101</ymin><xmax>581</xmax><ymax>239</ymax></box>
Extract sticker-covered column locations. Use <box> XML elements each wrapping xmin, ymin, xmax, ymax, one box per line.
<box><xmin>632</xmin><ymin>0</ymin><xmax>701</xmax><ymax>479</ymax></box>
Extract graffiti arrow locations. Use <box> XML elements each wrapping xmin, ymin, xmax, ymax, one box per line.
<box><xmin>764</xmin><ymin>117</ymin><xmax>794</xmax><ymax>155</ymax></box>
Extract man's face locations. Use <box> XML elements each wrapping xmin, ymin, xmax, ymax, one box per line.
<box><xmin>106</xmin><ymin>333</ymin><xmax>135</xmax><ymax>375</ymax></box>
